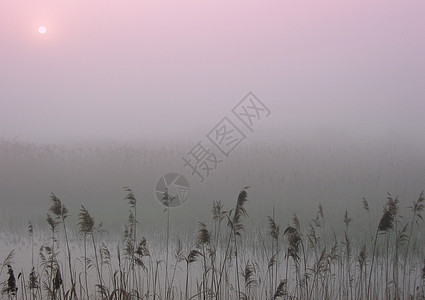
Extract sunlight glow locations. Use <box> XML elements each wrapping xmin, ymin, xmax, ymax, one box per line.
<box><xmin>38</xmin><ymin>26</ymin><xmax>47</xmax><ymax>34</ymax></box>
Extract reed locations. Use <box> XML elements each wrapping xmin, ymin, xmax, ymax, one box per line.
<box><xmin>49</xmin><ymin>193</ymin><xmax>76</xmax><ymax>299</ymax></box>
<box><xmin>2</xmin><ymin>188</ymin><xmax>425</xmax><ymax>299</ymax></box>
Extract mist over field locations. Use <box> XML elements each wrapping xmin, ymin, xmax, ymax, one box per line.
<box><xmin>1</xmin><ymin>0</ymin><xmax>424</xmax><ymax>232</ymax></box>
<box><xmin>1</xmin><ymin>134</ymin><xmax>424</xmax><ymax>235</ymax></box>
<box><xmin>1</xmin><ymin>133</ymin><xmax>425</xmax><ymax>299</ymax></box>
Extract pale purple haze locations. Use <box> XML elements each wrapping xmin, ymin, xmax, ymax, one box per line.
<box><xmin>2</xmin><ymin>7</ymin><xmax>425</xmax><ymax>296</ymax></box>
<box><xmin>1</xmin><ymin>1</ymin><xmax>424</xmax><ymax>143</ymax></box>
<box><xmin>1</xmin><ymin>1</ymin><xmax>425</xmax><ymax>230</ymax></box>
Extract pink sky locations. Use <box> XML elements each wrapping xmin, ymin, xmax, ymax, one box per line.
<box><xmin>1</xmin><ymin>1</ymin><xmax>424</xmax><ymax>143</ymax></box>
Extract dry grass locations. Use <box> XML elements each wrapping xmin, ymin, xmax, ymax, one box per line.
<box><xmin>1</xmin><ymin>189</ymin><xmax>425</xmax><ymax>300</ymax></box>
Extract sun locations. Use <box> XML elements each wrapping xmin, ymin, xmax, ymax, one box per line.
<box><xmin>38</xmin><ymin>26</ymin><xmax>47</xmax><ymax>34</ymax></box>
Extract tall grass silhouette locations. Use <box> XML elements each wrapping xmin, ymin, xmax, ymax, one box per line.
<box><xmin>1</xmin><ymin>188</ymin><xmax>425</xmax><ymax>299</ymax></box>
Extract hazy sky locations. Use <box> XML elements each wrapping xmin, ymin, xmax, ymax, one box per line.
<box><xmin>1</xmin><ymin>1</ymin><xmax>424</xmax><ymax>143</ymax></box>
